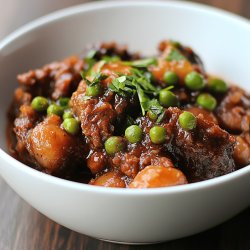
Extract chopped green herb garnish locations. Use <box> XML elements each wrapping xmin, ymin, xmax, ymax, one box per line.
<box><xmin>143</xmin><ymin>98</ymin><xmax>164</xmax><ymax>116</ymax></box>
<box><xmin>59</xmin><ymin>97</ymin><xmax>70</xmax><ymax>107</ymax></box>
<box><xmin>126</xmin><ymin>58</ymin><xmax>157</xmax><ymax>68</ymax></box>
<box><xmin>101</xmin><ymin>55</ymin><xmax>120</xmax><ymax>63</ymax></box>
<box><xmin>81</xmin><ymin>49</ymin><xmax>100</xmax><ymax>78</ymax></box>
<box><xmin>109</xmin><ymin>75</ymin><xmax>136</xmax><ymax>97</ymax></box>
<box><xmin>166</xmin><ymin>48</ymin><xmax>186</xmax><ymax>61</ymax></box>
<box><xmin>80</xmin><ymin>71</ymin><xmax>85</xmax><ymax>79</ymax></box>
<box><xmin>82</xmin><ymin>72</ymin><xmax>107</xmax><ymax>87</ymax></box>
<box><xmin>96</xmin><ymin>60</ymin><xmax>106</xmax><ymax>73</ymax></box>
<box><xmin>136</xmin><ymin>85</ymin><xmax>149</xmax><ymax>115</ymax></box>
<box><xmin>81</xmin><ymin>56</ymin><xmax>96</xmax><ymax>78</ymax></box>
<box><xmin>109</xmin><ymin>68</ymin><xmax>166</xmax><ymax>116</ymax></box>
<box><xmin>156</xmin><ymin>110</ymin><xmax>166</xmax><ymax>123</ymax></box>
<box><xmin>82</xmin><ymin>96</ymin><xmax>92</xmax><ymax>101</ymax></box>
<box><xmin>86</xmin><ymin>49</ymin><xmax>97</xmax><ymax>59</ymax></box>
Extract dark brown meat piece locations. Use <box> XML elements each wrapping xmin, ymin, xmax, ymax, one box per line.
<box><xmin>17</xmin><ymin>56</ymin><xmax>84</xmax><ymax>100</ymax></box>
<box><xmin>110</xmin><ymin>146</ymin><xmax>174</xmax><ymax>180</ymax></box>
<box><xmin>115</xmin><ymin>108</ymin><xmax>235</xmax><ymax>182</ymax></box>
<box><xmin>82</xmin><ymin>42</ymin><xmax>140</xmax><ymax>61</ymax></box>
<box><xmin>70</xmin><ymin>80</ymin><xmax>117</xmax><ymax>149</ymax></box>
<box><xmin>160</xmin><ymin>108</ymin><xmax>236</xmax><ymax>182</ymax></box>
<box><xmin>70</xmin><ymin>60</ymin><xmax>139</xmax><ymax>149</ymax></box>
<box><xmin>13</xmin><ymin>104</ymin><xmax>39</xmax><ymax>167</ymax></box>
<box><xmin>216</xmin><ymin>86</ymin><xmax>250</xmax><ymax>133</ymax></box>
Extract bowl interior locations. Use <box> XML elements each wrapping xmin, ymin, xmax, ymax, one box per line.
<box><xmin>0</xmin><ymin>1</ymin><xmax>250</xmax><ymax>154</ymax></box>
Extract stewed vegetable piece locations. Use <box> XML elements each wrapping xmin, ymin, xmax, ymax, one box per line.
<box><xmin>63</xmin><ymin>118</ymin><xmax>80</xmax><ymax>135</ymax></box>
<box><xmin>163</xmin><ymin>71</ymin><xmax>179</xmax><ymax>85</ymax></box>
<box><xmin>196</xmin><ymin>93</ymin><xmax>217</xmax><ymax>111</ymax></box>
<box><xmin>185</xmin><ymin>71</ymin><xmax>205</xmax><ymax>90</ymax></box>
<box><xmin>149</xmin><ymin>126</ymin><xmax>167</xmax><ymax>144</ymax></box>
<box><xmin>159</xmin><ymin>89</ymin><xmax>179</xmax><ymax>108</ymax></box>
<box><xmin>105</xmin><ymin>136</ymin><xmax>126</xmax><ymax>155</ymax></box>
<box><xmin>85</xmin><ymin>84</ymin><xmax>102</xmax><ymax>97</ymax></box>
<box><xmin>208</xmin><ymin>78</ymin><xmax>228</xmax><ymax>93</ymax></box>
<box><xmin>125</xmin><ymin>125</ymin><xmax>143</xmax><ymax>143</ymax></box>
<box><xmin>47</xmin><ymin>104</ymin><xmax>64</xmax><ymax>116</ymax></box>
<box><xmin>178</xmin><ymin>111</ymin><xmax>197</xmax><ymax>130</ymax></box>
<box><xmin>31</xmin><ymin>96</ymin><xmax>49</xmax><ymax>112</ymax></box>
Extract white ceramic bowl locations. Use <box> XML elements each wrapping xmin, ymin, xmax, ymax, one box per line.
<box><xmin>0</xmin><ymin>1</ymin><xmax>250</xmax><ymax>244</ymax></box>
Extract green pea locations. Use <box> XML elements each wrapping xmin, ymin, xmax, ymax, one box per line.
<box><xmin>178</xmin><ymin>111</ymin><xmax>197</xmax><ymax>130</ymax></box>
<box><xmin>85</xmin><ymin>84</ymin><xmax>102</xmax><ymax>97</ymax></box>
<box><xmin>149</xmin><ymin>126</ymin><xmax>167</xmax><ymax>144</ymax></box>
<box><xmin>159</xmin><ymin>89</ymin><xmax>179</xmax><ymax>108</ymax></box>
<box><xmin>196</xmin><ymin>93</ymin><xmax>217</xmax><ymax>111</ymax></box>
<box><xmin>59</xmin><ymin>97</ymin><xmax>70</xmax><ymax>107</ymax></box>
<box><xmin>125</xmin><ymin>125</ymin><xmax>143</xmax><ymax>143</ymax></box>
<box><xmin>47</xmin><ymin>104</ymin><xmax>64</xmax><ymax>116</ymax></box>
<box><xmin>31</xmin><ymin>96</ymin><xmax>49</xmax><ymax>112</ymax></box>
<box><xmin>147</xmin><ymin>110</ymin><xmax>158</xmax><ymax>120</ymax></box>
<box><xmin>163</xmin><ymin>71</ymin><xmax>179</xmax><ymax>85</ymax></box>
<box><xmin>185</xmin><ymin>71</ymin><xmax>205</xmax><ymax>90</ymax></box>
<box><xmin>208</xmin><ymin>78</ymin><xmax>228</xmax><ymax>93</ymax></box>
<box><xmin>105</xmin><ymin>136</ymin><xmax>125</xmax><ymax>155</ymax></box>
<box><xmin>63</xmin><ymin>118</ymin><xmax>80</xmax><ymax>135</ymax></box>
<box><xmin>63</xmin><ymin>111</ymin><xmax>74</xmax><ymax>120</ymax></box>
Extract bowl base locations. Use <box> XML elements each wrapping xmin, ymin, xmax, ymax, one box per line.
<box><xmin>97</xmin><ymin>237</ymin><xmax>163</xmax><ymax>245</ymax></box>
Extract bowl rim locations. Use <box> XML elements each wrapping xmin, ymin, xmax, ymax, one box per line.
<box><xmin>0</xmin><ymin>0</ymin><xmax>250</xmax><ymax>195</ymax></box>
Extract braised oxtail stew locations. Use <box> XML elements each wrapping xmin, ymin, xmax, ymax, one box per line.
<box><xmin>7</xmin><ymin>41</ymin><xmax>250</xmax><ymax>188</ymax></box>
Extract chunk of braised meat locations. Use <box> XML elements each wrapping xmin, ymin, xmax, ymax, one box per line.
<box><xmin>233</xmin><ymin>133</ymin><xmax>250</xmax><ymax>167</ymax></box>
<box><xmin>89</xmin><ymin>149</ymin><xmax>176</xmax><ymax>187</ymax></box>
<box><xmin>71</xmin><ymin>81</ymin><xmax>139</xmax><ymax>149</ymax></box>
<box><xmin>17</xmin><ymin>56</ymin><xmax>84</xmax><ymax>100</ymax></box>
<box><xmin>8</xmin><ymin>88</ymin><xmax>33</xmax><ymax>119</ymax></box>
<box><xmin>110</xmin><ymin>144</ymin><xmax>174</xmax><ymax>180</ymax></box>
<box><xmin>158</xmin><ymin>108</ymin><xmax>236</xmax><ymax>182</ymax></box>
<box><xmin>13</xmin><ymin>104</ymin><xmax>39</xmax><ymax>167</ymax></box>
<box><xmin>216</xmin><ymin>86</ymin><xmax>250</xmax><ymax>133</ymax></box>
<box><xmin>82</xmin><ymin>42</ymin><xmax>140</xmax><ymax>62</ymax></box>
<box><xmin>70</xmin><ymin>61</ymin><xmax>139</xmax><ymax>149</ymax></box>
<box><xmin>70</xmin><ymin>80</ymin><xmax>116</xmax><ymax>149</ymax></box>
